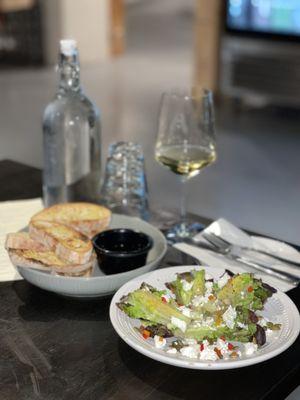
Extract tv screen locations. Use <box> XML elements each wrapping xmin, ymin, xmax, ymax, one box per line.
<box><xmin>226</xmin><ymin>0</ymin><xmax>300</xmax><ymax>39</ymax></box>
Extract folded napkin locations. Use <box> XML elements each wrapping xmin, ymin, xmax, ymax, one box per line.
<box><xmin>0</xmin><ymin>198</ymin><xmax>43</xmax><ymax>282</ymax></box>
<box><xmin>174</xmin><ymin>218</ymin><xmax>300</xmax><ymax>292</ymax></box>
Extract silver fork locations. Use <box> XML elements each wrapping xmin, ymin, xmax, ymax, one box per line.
<box><xmin>202</xmin><ymin>232</ymin><xmax>300</xmax><ymax>286</ymax></box>
<box><xmin>205</xmin><ymin>232</ymin><xmax>300</xmax><ymax>266</ymax></box>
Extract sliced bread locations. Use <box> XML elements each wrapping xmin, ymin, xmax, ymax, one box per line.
<box><xmin>8</xmin><ymin>248</ymin><xmax>95</xmax><ymax>275</ymax></box>
<box><xmin>29</xmin><ymin>220</ymin><xmax>93</xmax><ymax>265</ymax></box>
<box><xmin>31</xmin><ymin>202</ymin><xmax>111</xmax><ymax>238</ymax></box>
<box><xmin>5</xmin><ymin>232</ymin><xmax>47</xmax><ymax>251</ymax></box>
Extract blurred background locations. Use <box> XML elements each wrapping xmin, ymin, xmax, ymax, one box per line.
<box><xmin>0</xmin><ymin>0</ymin><xmax>300</xmax><ymax>245</ymax></box>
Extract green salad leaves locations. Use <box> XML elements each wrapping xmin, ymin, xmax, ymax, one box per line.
<box><xmin>117</xmin><ymin>269</ymin><xmax>279</xmax><ymax>347</ymax></box>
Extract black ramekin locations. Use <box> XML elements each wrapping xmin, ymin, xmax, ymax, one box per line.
<box><xmin>92</xmin><ymin>228</ymin><xmax>153</xmax><ymax>275</ymax></box>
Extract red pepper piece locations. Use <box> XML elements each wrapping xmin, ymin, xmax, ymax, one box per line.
<box><xmin>142</xmin><ymin>329</ymin><xmax>151</xmax><ymax>339</ymax></box>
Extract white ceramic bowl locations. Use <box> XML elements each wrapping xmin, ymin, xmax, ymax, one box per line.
<box><xmin>17</xmin><ymin>214</ymin><xmax>167</xmax><ymax>297</ymax></box>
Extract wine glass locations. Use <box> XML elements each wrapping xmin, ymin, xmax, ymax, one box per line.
<box><xmin>155</xmin><ymin>88</ymin><xmax>216</xmax><ymax>240</ymax></box>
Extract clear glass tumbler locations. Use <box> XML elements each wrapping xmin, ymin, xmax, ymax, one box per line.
<box><xmin>101</xmin><ymin>142</ymin><xmax>149</xmax><ymax>220</ymax></box>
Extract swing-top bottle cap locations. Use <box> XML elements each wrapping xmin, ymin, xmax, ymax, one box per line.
<box><xmin>60</xmin><ymin>39</ymin><xmax>77</xmax><ymax>56</ymax></box>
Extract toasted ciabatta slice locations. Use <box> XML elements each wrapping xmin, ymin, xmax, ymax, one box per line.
<box><xmin>31</xmin><ymin>202</ymin><xmax>111</xmax><ymax>239</ymax></box>
<box><xmin>5</xmin><ymin>232</ymin><xmax>48</xmax><ymax>251</ymax></box>
<box><xmin>8</xmin><ymin>249</ymin><xmax>95</xmax><ymax>275</ymax></box>
<box><xmin>29</xmin><ymin>220</ymin><xmax>93</xmax><ymax>265</ymax></box>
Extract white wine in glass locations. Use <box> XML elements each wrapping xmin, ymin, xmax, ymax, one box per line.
<box><xmin>156</xmin><ymin>144</ymin><xmax>216</xmax><ymax>179</ymax></box>
<box><xmin>155</xmin><ymin>89</ymin><xmax>216</xmax><ymax>239</ymax></box>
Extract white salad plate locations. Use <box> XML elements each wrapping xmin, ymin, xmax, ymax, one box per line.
<box><xmin>110</xmin><ymin>265</ymin><xmax>300</xmax><ymax>370</ymax></box>
<box><xmin>16</xmin><ymin>214</ymin><xmax>167</xmax><ymax>298</ymax></box>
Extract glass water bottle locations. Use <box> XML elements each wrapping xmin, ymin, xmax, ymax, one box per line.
<box><xmin>43</xmin><ymin>39</ymin><xmax>101</xmax><ymax>206</ymax></box>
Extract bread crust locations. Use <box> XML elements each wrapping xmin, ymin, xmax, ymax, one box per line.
<box><xmin>29</xmin><ymin>220</ymin><xmax>93</xmax><ymax>264</ymax></box>
<box><xmin>6</xmin><ymin>202</ymin><xmax>110</xmax><ymax>279</ymax></box>
<box><xmin>31</xmin><ymin>203</ymin><xmax>111</xmax><ymax>237</ymax></box>
<box><xmin>5</xmin><ymin>232</ymin><xmax>47</xmax><ymax>251</ymax></box>
<box><xmin>8</xmin><ymin>249</ymin><xmax>95</xmax><ymax>275</ymax></box>
<box><xmin>67</xmin><ymin>217</ymin><xmax>111</xmax><ymax>239</ymax></box>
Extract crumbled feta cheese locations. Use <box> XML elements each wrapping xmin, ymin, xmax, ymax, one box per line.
<box><xmin>181</xmin><ymin>279</ymin><xmax>194</xmax><ymax>292</ymax></box>
<box><xmin>199</xmin><ymin>340</ymin><xmax>225</xmax><ymax>361</ymax></box>
<box><xmin>244</xmin><ymin>342</ymin><xmax>258</xmax><ymax>356</ymax></box>
<box><xmin>171</xmin><ymin>317</ymin><xmax>187</xmax><ymax>332</ymax></box>
<box><xmin>192</xmin><ymin>321</ymin><xmax>216</xmax><ymax>331</ymax></box>
<box><xmin>154</xmin><ymin>335</ymin><xmax>166</xmax><ymax>349</ymax></box>
<box><xmin>192</xmin><ymin>320</ymin><xmax>203</xmax><ymax>328</ymax></box>
<box><xmin>192</xmin><ymin>295</ymin><xmax>206</xmax><ymax>307</ymax></box>
<box><xmin>237</xmin><ymin>322</ymin><xmax>248</xmax><ymax>329</ymax></box>
<box><xmin>167</xmin><ymin>290</ymin><xmax>176</xmax><ymax>299</ymax></box>
<box><xmin>202</xmin><ymin>317</ymin><xmax>214</xmax><ymax>327</ymax></box>
<box><xmin>258</xmin><ymin>317</ymin><xmax>268</xmax><ymax>327</ymax></box>
<box><xmin>179</xmin><ymin>306</ymin><xmax>192</xmax><ymax>318</ymax></box>
<box><xmin>205</xmin><ymin>281</ymin><xmax>213</xmax><ymax>294</ymax></box>
<box><xmin>180</xmin><ymin>345</ymin><xmax>199</xmax><ymax>359</ymax></box>
<box><xmin>183</xmin><ymin>338</ymin><xmax>198</xmax><ymax>346</ymax></box>
<box><xmin>222</xmin><ymin>306</ymin><xmax>237</xmax><ymax>329</ymax></box>
<box><xmin>216</xmin><ymin>338</ymin><xmax>229</xmax><ymax>354</ymax></box>
<box><xmin>192</xmin><ymin>293</ymin><xmax>211</xmax><ymax>307</ymax></box>
<box><xmin>199</xmin><ymin>347</ymin><xmax>219</xmax><ymax>361</ymax></box>
<box><xmin>217</xmin><ymin>273</ymin><xmax>230</xmax><ymax>289</ymax></box>
<box><xmin>166</xmin><ymin>348</ymin><xmax>177</xmax><ymax>354</ymax></box>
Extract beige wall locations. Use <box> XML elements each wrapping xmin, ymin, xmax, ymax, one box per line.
<box><xmin>41</xmin><ymin>0</ymin><xmax>110</xmax><ymax>65</ymax></box>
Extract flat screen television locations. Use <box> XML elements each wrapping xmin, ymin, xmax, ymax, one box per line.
<box><xmin>226</xmin><ymin>0</ymin><xmax>300</xmax><ymax>41</ymax></box>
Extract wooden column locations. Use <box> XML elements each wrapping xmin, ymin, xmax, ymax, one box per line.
<box><xmin>193</xmin><ymin>0</ymin><xmax>223</xmax><ymax>93</ymax></box>
<box><xmin>110</xmin><ymin>0</ymin><xmax>125</xmax><ymax>57</ymax></box>
<box><xmin>0</xmin><ymin>0</ymin><xmax>34</xmax><ymax>12</ymax></box>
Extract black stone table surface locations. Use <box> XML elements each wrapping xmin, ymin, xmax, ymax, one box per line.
<box><xmin>0</xmin><ymin>160</ymin><xmax>299</xmax><ymax>400</ymax></box>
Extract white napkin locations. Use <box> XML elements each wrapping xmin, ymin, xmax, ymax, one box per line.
<box><xmin>203</xmin><ymin>219</ymin><xmax>300</xmax><ymax>264</ymax></box>
<box><xmin>0</xmin><ymin>198</ymin><xmax>43</xmax><ymax>282</ymax></box>
<box><xmin>174</xmin><ymin>218</ymin><xmax>300</xmax><ymax>292</ymax></box>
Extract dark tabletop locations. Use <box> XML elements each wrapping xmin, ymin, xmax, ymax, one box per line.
<box><xmin>0</xmin><ymin>159</ymin><xmax>299</xmax><ymax>400</ymax></box>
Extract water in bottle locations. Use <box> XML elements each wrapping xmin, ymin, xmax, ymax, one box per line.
<box><xmin>43</xmin><ymin>39</ymin><xmax>101</xmax><ymax>206</ymax></box>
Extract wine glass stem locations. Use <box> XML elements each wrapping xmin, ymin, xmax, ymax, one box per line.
<box><xmin>180</xmin><ymin>178</ymin><xmax>187</xmax><ymax>228</ymax></box>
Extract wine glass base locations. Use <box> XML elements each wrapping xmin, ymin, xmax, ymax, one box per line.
<box><xmin>163</xmin><ymin>221</ymin><xmax>205</xmax><ymax>243</ymax></box>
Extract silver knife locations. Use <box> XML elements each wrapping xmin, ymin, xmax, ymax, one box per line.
<box><xmin>226</xmin><ymin>251</ymin><xmax>299</xmax><ymax>286</ymax></box>
<box><xmin>207</xmin><ymin>233</ymin><xmax>300</xmax><ymax>267</ymax></box>
<box><xmin>182</xmin><ymin>238</ymin><xmax>300</xmax><ymax>286</ymax></box>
